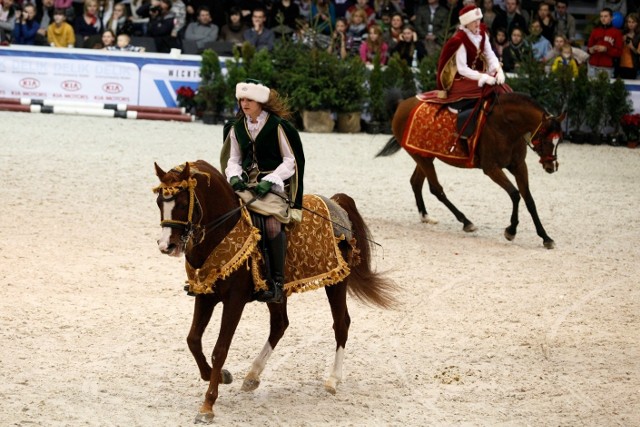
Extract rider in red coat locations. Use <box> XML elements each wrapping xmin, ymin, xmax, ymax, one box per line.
<box><xmin>435</xmin><ymin>5</ymin><xmax>505</xmax><ymax>111</ymax></box>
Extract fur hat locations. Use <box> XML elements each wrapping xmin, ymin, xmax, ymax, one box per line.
<box><xmin>459</xmin><ymin>5</ymin><xmax>483</xmax><ymax>26</ymax></box>
<box><xmin>235</xmin><ymin>79</ymin><xmax>270</xmax><ymax>103</ymax></box>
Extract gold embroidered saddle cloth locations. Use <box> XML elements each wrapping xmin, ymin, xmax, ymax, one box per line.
<box><xmin>401</xmin><ymin>98</ymin><xmax>489</xmax><ymax>168</ymax></box>
<box><xmin>185</xmin><ymin>194</ymin><xmax>357</xmax><ymax>296</ymax></box>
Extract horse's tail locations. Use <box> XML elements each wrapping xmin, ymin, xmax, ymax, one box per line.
<box><xmin>375</xmin><ymin>136</ymin><xmax>402</xmax><ymax>157</ymax></box>
<box><xmin>331</xmin><ymin>193</ymin><xmax>398</xmax><ymax>309</ymax></box>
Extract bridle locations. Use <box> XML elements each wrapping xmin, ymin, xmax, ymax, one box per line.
<box><xmin>153</xmin><ymin>177</ymin><xmax>204</xmax><ymax>246</ymax></box>
<box><xmin>526</xmin><ymin>114</ymin><xmax>562</xmax><ymax>164</ymax></box>
<box><xmin>153</xmin><ymin>176</ymin><xmax>255</xmax><ymax>247</ymax></box>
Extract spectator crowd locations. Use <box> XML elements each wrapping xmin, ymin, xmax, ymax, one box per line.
<box><xmin>1</xmin><ymin>0</ymin><xmax>640</xmax><ymax>78</ymax></box>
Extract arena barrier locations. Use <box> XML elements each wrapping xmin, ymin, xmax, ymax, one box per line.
<box><xmin>0</xmin><ymin>100</ymin><xmax>194</xmax><ymax>122</ymax></box>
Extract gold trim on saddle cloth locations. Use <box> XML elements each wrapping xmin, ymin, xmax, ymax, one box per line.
<box><xmin>185</xmin><ymin>207</ymin><xmax>262</xmax><ymax>294</ymax></box>
<box><xmin>257</xmin><ymin>194</ymin><xmax>352</xmax><ymax>296</ymax></box>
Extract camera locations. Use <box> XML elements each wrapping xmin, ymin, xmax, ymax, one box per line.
<box><xmin>150</xmin><ymin>5</ymin><xmax>161</xmax><ymax>13</ymax></box>
<box><xmin>626</xmin><ymin>36</ymin><xmax>632</xmax><ymax>44</ymax></box>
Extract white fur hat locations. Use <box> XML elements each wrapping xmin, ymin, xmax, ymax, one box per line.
<box><xmin>459</xmin><ymin>5</ymin><xmax>483</xmax><ymax>27</ymax></box>
<box><xmin>235</xmin><ymin>79</ymin><xmax>270</xmax><ymax>103</ymax></box>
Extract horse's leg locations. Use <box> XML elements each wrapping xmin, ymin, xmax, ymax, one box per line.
<box><xmin>323</xmin><ymin>280</ymin><xmax>351</xmax><ymax>394</ymax></box>
<box><xmin>483</xmin><ymin>165</ymin><xmax>523</xmax><ymax>243</ymax></box>
<box><xmin>195</xmin><ymin>295</ymin><xmax>248</xmax><ymax>423</ymax></box>
<box><xmin>412</xmin><ymin>154</ymin><xmax>476</xmax><ymax>232</ymax></box>
<box><xmin>241</xmin><ymin>301</ymin><xmax>289</xmax><ymax>392</ymax></box>
<box><xmin>410</xmin><ymin>165</ymin><xmax>438</xmax><ymax>224</ymax></box>
<box><xmin>508</xmin><ymin>162</ymin><xmax>555</xmax><ymax>249</ymax></box>
<box><xmin>187</xmin><ymin>295</ymin><xmax>216</xmax><ymax>382</ymax></box>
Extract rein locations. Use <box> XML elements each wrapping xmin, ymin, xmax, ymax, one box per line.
<box><xmin>154</xmin><ymin>178</ymin><xmax>258</xmax><ymax>247</ymax></box>
<box><xmin>493</xmin><ymin>94</ymin><xmax>559</xmax><ymax>163</ymax></box>
<box><xmin>268</xmin><ymin>191</ymin><xmax>383</xmax><ymax>249</ymax></box>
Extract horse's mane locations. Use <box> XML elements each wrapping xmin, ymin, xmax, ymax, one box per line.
<box><xmin>497</xmin><ymin>92</ymin><xmax>547</xmax><ymax>114</ymax></box>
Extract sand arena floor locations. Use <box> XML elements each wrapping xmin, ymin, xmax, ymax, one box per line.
<box><xmin>0</xmin><ymin>111</ymin><xmax>638</xmax><ymax>426</ymax></box>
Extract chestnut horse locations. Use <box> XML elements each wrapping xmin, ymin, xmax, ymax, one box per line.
<box><xmin>154</xmin><ymin>160</ymin><xmax>395</xmax><ymax>423</ymax></box>
<box><xmin>377</xmin><ymin>92</ymin><xmax>565</xmax><ymax>249</ymax></box>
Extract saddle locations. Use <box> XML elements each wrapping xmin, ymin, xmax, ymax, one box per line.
<box><xmin>401</xmin><ymin>95</ymin><xmax>491</xmax><ymax>167</ymax></box>
<box><xmin>184</xmin><ymin>194</ymin><xmax>357</xmax><ymax>296</ymax></box>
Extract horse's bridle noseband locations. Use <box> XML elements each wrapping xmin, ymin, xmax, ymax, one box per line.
<box><xmin>527</xmin><ymin>115</ymin><xmax>561</xmax><ymax>164</ymax></box>
<box><xmin>153</xmin><ymin>177</ymin><xmax>203</xmax><ymax>245</ymax></box>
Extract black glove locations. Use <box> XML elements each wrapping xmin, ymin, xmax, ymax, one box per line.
<box><xmin>255</xmin><ymin>180</ymin><xmax>273</xmax><ymax>196</ymax></box>
<box><xmin>230</xmin><ymin>176</ymin><xmax>247</xmax><ymax>191</ymax></box>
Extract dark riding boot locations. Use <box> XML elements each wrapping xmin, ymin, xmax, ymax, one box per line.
<box><xmin>255</xmin><ymin>231</ymin><xmax>286</xmax><ymax>304</ymax></box>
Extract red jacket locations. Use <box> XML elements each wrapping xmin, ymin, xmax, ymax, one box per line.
<box><xmin>587</xmin><ymin>24</ymin><xmax>623</xmax><ymax>68</ymax></box>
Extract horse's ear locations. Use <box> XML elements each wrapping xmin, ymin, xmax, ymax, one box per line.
<box><xmin>558</xmin><ymin>111</ymin><xmax>567</xmax><ymax>122</ymax></box>
<box><xmin>178</xmin><ymin>162</ymin><xmax>191</xmax><ymax>180</ymax></box>
<box><xmin>154</xmin><ymin>162</ymin><xmax>166</xmax><ymax>180</ymax></box>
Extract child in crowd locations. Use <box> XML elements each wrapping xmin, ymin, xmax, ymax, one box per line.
<box><xmin>107</xmin><ymin>32</ymin><xmax>146</xmax><ymax>51</ymax></box>
<box><xmin>551</xmin><ymin>44</ymin><xmax>579</xmax><ymax>77</ymax></box>
<box><xmin>47</xmin><ymin>8</ymin><xmax>75</xmax><ymax>47</ymax></box>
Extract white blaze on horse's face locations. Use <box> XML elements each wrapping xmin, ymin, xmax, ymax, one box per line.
<box><xmin>157</xmin><ymin>198</ymin><xmax>176</xmax><ymax>254</ymax></box>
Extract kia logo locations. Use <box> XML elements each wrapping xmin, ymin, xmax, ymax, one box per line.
<box><xmin>19</xmin><ymin>78</ymin><xmax>40</xmax><ymax>89</ymax></box>
<box><xmin>61</xmin><ymin>80</ymin><xmax>81</xmax><ymax>91</ymax></box>
<box><xmin>103</xmin><ymin>82</ymin><xmax>123</xmax><ymax>94</ymax></box>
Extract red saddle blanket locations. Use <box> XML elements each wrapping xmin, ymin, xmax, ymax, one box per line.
<box><xmin>401</xmin><ymin>95</ymin><xmax>489</xmax><ymax>168</ymax></box>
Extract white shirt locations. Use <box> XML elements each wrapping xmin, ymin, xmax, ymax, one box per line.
<box><xmin>226</xmin><ymin>110</ymin><xmax>295</xmax><ymax>192</ymax></box>
<box><xmin>455</xmin><ymin>26</ymin><xmax>501</xmax><ymax>81</ymax></box>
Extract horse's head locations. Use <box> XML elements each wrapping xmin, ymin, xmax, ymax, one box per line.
<box><xmin>530</xmin><ymin>111</ymin><xmax>566</xmax><ymax>174</ymax></box>
<box><xmin>153</xmin><ymin>162</ymin><xmax>203</xmax><ymax>257</ymax></box>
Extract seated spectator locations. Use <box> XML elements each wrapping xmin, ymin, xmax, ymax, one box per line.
<box><xmin>535</xmin><ymin>1</ymin><xmax>554</xmax><ymax>43</ymax></box>
<box><xmin>0</xmin><ymin>0</ymin><xmax>18</xmax><ymax>43</ymax></box>
<box><xmin>99</xmin><ymin>28</ymin><xmax>115</xmax><ymax>48</ymax></box>
<box><xmin>597</xmin><ymin>0</ymin><xmax>627</xmax><ymax>17</ymax></box>
<box><xmin>219</xmin><ymin>7</ymin><xmax>246</xmax><ymax>46</ymax></box>
<box><xmin>12</xmin><ymin>4</ymin><xmax>39</xmax><ymax>45</ymax></box>
<box><xmin>97</xmin><ymin>0</ymin><xmax>114</xmax><ymax>29</ymax></box>
<box><xmin>529</xmin><ymin>19</ymin><xmax>552</xmax><ymax>60</ymax></box>
<box><xmin>106</xmin><ymin>2</ymin><xmax>133</xmax><ymax>36</ymax></box>
<box><xmin>414</xmin><ymin>0</ymin><xmax>449</xmax><ymax>57</ymax></box>
<box><xmin>74</xmin><ymin>0</ymin><xmax>103</xmax><ymax>47</ymax></box>
<box><xmin>587</xmin><ymin>7</ymin><xmax>623</xmax><ymax>78</ymax></box>
<box><xmin>491</xmin><ymin>0</ymin><xmax>528</xmax><ymax>40</ymax></box>
<box><xmin>107</xmin><ymin>32</ymin><xmax>146</xmax><ymax>51</ymax></box>
<box><xmin>327</xmin><ymin>16</ymin><xmax>349</xmax><ymax>59</ymax></box>
<box><xmin>553</xmin><ymin>0</ymin><xmax>576</xmax><ymax>42</ymax></box>
<box><xmin>53</xmin><ymin>0</ymin><xmax>73</xmax><ymax>21</ymax></box>
<box><xmin>243</xmin><ymin>7</ymin><xmax>274</xmax><ymax>51</ymax></box>
<box><xmin>390</xmin><ymin>24</ymin><xmax>426</xmax><ymax>66</ymax></box>
<box><xmin>360</xmin><ymin>24</ymin><xmax>389</xmax><ymax>65</ymax></box>
<box><xmin>183</xmin><ymin>6</ymin><xmax>218</xmax><ymax>53</ymax></box>
<box><xmin>346</xmin><ymin>8</ymin><xmax>367</xmax><ymax>56</ymax></box>
<box><xmin>383</xmin><ymin>11</ymin><xmax>405</xmax><ymax>50</ymax></box>
<box><xmin>147</xmin><ymin>0</ymin><xmax>175</xmax><ymax>53</ymax></box>
<box><xmin>502</xmin><ymin>27</ymin><xmax>529</xmax><ymax>72</ymax></box>
<box><xmin>346</xmin><ymin>0</ymin><xmax>376</xmax><ymax>26</ymax></box>
<box><xmin>491</xmin><ymin>27</ymin><xmax>509</xmax><ymax>62</ymax></box>
<box><xmin>47</xmin><ymin>8</ymin><xmax>75</xmax><ymax>47</ymax></box>
<box><xmin>543</xmin><ymin>34</ymin><xmax>589</xmax><ymax>66</ymax></box>
<box><xmin>35</xmin><ymin>0</ymin><xmax>54</xmax><ymax>45</ymax></box>
<box><xmin>551</xmin><ymin>43</ymin><xmax>579</xmax><ymax>77</ymax></box>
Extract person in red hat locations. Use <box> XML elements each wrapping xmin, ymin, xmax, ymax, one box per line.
<box><xmin>435</xmin><ymin>4</ymin><xmax>506</xmax><ymax>113</ymax></box>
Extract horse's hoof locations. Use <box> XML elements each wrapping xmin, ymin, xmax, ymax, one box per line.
<box><xmin>504</xmin><ymin>230</ymin><xmax>515</xmax><ymax>241</ymax></box>
<box><xmin>324</xmin><ymin>378</ymin><xmax>338</xmax><ymax>395</ymax></box>
<box><xmin>221</xmin><ymin>369</ymin><xmax>233</xmax><ymax>385</ymax></box>
<box><xmin>463</xmin><ymin>223</ymin><xmax>477</xmax><ymax>232</ymax></box>
<box><xmin>241</xmin><ymin>377</ymin><xmax>260</xmax><ymax>392</ymax></box>
<box><xmin>194</xmin><ymin>411</ymin><xmax>214</xmax><ymax>424</ymax></box>
<box><xmin>420</xmin><ymin>215</ymin><xmax>438</xmax><ymax>224</ymax></box>
<box><xmin>544</xmin><ymin>240</ymin><xmax>555</xmax><ymax>249</ymax></box>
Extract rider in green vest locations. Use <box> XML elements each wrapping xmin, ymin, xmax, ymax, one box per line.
<box><xmin>221</xmin><ymin>79</ymin><xmax>305</xmax><ymax>304</ymax></box>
